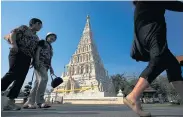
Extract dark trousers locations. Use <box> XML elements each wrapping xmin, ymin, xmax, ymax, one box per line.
<box><xmin>1</xmin><ymin>50</ymin><xmax>31</xmax><ymax>99</ymax></box>
<box><xmin>137</xmin><ymin>22</ymin><xmax>182</xmax><ymax>84</ymax></box>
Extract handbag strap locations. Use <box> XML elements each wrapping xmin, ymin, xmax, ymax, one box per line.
<box><xmin>51</xmin><ymin>74</ymin><xmax>57</xmax><ymax>81</ymax></box>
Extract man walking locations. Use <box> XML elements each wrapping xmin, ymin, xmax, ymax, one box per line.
<box><xmin>2</xmin><ymin>18</ymin><xmax>42</xmax><ymax>110</ymax></box>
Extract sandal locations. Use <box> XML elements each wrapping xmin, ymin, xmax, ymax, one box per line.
<box><xmin>23</xmin><ymin>104</ymin><xmax>36</xmax><ymax>109</ymax></box>
<box><xmin>123</xmin><ymin>97</ymin><xmax>151</xmax><ymax>117</ymax></box>
<box><xmin>37</xmin><ymin>103</ymin><xmax>51</xmax><ymax>108</ymax></box>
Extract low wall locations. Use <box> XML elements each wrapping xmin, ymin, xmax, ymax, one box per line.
<box><xmin>2</xmin><ymin>97</ymin><xmax>124</xmax><ymax>105</ymax></box>
<box><xmin>15</xmin><ymin>99</ymin><xmax>24</xmax><ymax>104</ymax></box>
<box><xmin>63</xmin><ymin>97</ymin><xmax>124</xmax><ymax>104</ymax></box>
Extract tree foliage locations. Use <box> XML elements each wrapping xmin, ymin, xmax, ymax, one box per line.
<box><xmin>111</xmin><ymin>74</ymin><xmax>127</xmax><ymax>94</ymax></box>
<box><xmin>111</xmin><ymin>73</ymin><xmax>138</xmax><ymax>96</ymax></box>
<box><xmin>111</xmin><ymin>74</ymin><xmax>180</xmax><ymax>102</ymax></box>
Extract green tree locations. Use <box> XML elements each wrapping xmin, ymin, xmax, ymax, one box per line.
<box><xmin>150</xmin><ymin>76</ymin><xmax>170</xmax><ymax>100</ymax></box>
<box><xmin>123</xmin><ymin>78</ymin><xmax>138</xmax><ymax>96</ymax></box>
<box><xmin>151</xmin><ymin>75</ymin><xmax>180</xmax><ymax>102</ymax></box>
<box><xmin>111</xmin><ymin>74</ymin><xmax>127</xmax><ymax>94</ymax></box>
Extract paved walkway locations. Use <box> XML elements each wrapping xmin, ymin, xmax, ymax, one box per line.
<box><xmin>2</xmin><ymin>104</ymin><xmax>183</xmax><ymax>117</ymax></box>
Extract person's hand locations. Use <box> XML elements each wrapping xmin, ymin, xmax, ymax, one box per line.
<box><xmin>50</xmin><ymin>67</ymin><xmax>54</xmax><ymax>75</ymax></box>
<box><xmin>10</xmin><ymin>44</ymin><xmax>18</xmax><ymax>53</ymax></box>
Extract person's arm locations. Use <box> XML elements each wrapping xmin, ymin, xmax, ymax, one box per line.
<box><xmin>48</xmin><ymin>44</ymin><xmax>54</xmax><ymax>75</ymax></box>
<box><xmin>164</xmin><ymin>1</ymin><xmax>183</xmax><ymax>12</ymax></box>
<box><xmin>4</xmin><ymin>31</ymin><xmax>19</xmax><ymax>52</ymax></box>
<box><xmin>34</xmin><ymin>40</ymin><xmax>45</xmax><ymax>69</ymax></box>
<box><xmin>10</xmin><ymin>25</ymin><xmax>27</xmax><ymax>44</ymax></box>
<box><xmin>8</xmin><ymin>32</ymin><xmax>19</xmax><ymax>52</ymax></box>
<box><xmin>9</xmin><ymin>32</ymin><xmax>17</xmax><ymax>45</ymax></box>
<box><xmin>49</xmin><ymin>51</ymin><xmax>54</xmax><ymax>75</ymax></box>
<box><xmin>8</xmin><ymin>25</ymin><xmax>27</xmax><ymax>52</ymax></box>
<box><xmin>49</xmin><ymin>60</ymin><xmax>54</xmax><ymax>75</ymax></box>
<box><xmin>34</xmin><ymin>46</ymin><xmax>42</xmax><ymax>69</ymax></box>
<box><xmin>4</xmin><ymin>34</ymin><xmax>12</xmax><ymax>44</ymax></box>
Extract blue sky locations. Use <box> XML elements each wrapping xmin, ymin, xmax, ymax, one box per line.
<box><xmin>1</xmin><ymin>2</ymin><xmax>183</xmax><ymax>89</ymax></box>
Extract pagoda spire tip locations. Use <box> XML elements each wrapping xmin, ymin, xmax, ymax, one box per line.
<box><xmin>87</xmin><ymin>15</ymin><xmax>90</xmax><ymax>19</ymax></box>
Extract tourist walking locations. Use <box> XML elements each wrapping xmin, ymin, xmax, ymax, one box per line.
<box><xmin>2</xmin><ymin>18</ymin><xmax>42</xmax><ymax>111</ymax></box>
<box><xmin>23</xmin><ymin>32</ymin><xmax>57</xmax><ymax>109</ymax></box>
<box><xmin>125</xmin><ymin>1</ymin><xmax>183</xmax><ymax>117</ymax></box>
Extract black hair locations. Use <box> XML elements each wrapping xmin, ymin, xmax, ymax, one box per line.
<box><xmin>29</xmin><ymin>18</ymin><xmax>42</xmax><ymax>27</ymax></box>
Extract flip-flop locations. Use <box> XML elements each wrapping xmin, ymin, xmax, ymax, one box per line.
<box><xmin>123</xmin><ymin>97</ymin><xmax>151</xmax><ymax>117</ymax></box>
<box><xmin>23</xmin><ymin>104</ymin><xmax>36</xmax><ymax>109</ymax></box>
<box><xmin>37</xmin><ymin>103</ymin><xmax>51</xmax><ymax>108</ymax></box>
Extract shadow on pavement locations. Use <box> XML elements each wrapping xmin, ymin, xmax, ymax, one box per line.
<box><xmin>152</xmin><ymin>115</ymin><xmax>183</xmax><ymax>117</ymax></box>
<box><xmin>2</xmin><ymin>111</ymin><xmax>100</xmax><ymax>117</ymax></box>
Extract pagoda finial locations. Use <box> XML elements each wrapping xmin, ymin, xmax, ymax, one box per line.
<box><xmin>86</xmin><ymin>15</ymin><xmax>90</xmax><ymax>23</ymax></box>
<box><xmin>87</xmin><ymin>15</ymin><xmax>90</xmax><ymax>20</ymax></box>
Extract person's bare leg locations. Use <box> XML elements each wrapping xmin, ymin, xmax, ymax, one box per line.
<box><xmin>123</xmin><ymin>77</ymin><xmax>151</xmax><ymax>117</ymax></box>
<box><xmin>127</xmin><ymin>77</ymin><xmax>149</xmax><ymax>103</ymax></box>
